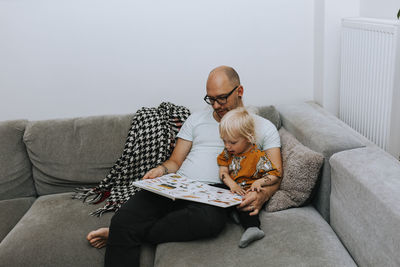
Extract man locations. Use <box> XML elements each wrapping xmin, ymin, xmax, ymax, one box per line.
<box><xmin>87</xmin><ymin>66</ymin><xmax>282</xmax><ymax>266</ymax></box>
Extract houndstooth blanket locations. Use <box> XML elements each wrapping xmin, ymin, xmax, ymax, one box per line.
<box><xmin>73</xmin><ymin>102</ymin><xmax>191</xmax><ymax>216</ymax></box>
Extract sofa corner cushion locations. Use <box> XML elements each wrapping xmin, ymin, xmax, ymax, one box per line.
<box><xmin>276</xmin><ymin>102</ymin><xmax>365</xmax><ymax>222</ymax></box>
<box><xmin>23</xmin><ymin>114</ymin><xmax>134</xmax><ymax>196</ymax></box>
<box><xmin>0</xmin><ymin>193</ymin><xmax>155</xmax><ymax>267</ymax></box>
<box><xmin>0</xmin><ymin>197</ymin><xmax>36</xmax><ymax>242</ymax></box>
<box><xmin>154</xmin><ymin>206</ymin><xmax>356</xmax><ymax>267</ymax></box>
<box><xmin>276</xmin><ymin>102</ymin><xmax>364</xmax><ymax>156</ymax></box>
<box><xmin>329</xmin><ymin>147</ymin><xmax>400</xmax><ymax>267</ymax></box>
<box><xmin>0</xmin><ymin>120</ymin><xmax>36</xmax><ymax>200</ymax></box>
<box><xmin>266</xmin><ymin>128</ymin><xmax>324</xmax><ymax>212</ymax></box>
<box><xmin>255</xmin><ymin>105</ymin><xmax>281</xmax><ymax>130</ymax></box>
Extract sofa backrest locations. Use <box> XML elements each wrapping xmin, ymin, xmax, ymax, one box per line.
<box><xmin>276</xmin><ymin>102</ymin><xmax>365</xmax><ymax>222</ymax></box>
<box><xmin>23</xmin><ymin>114</ymin><xmax>133</xmax><ymax>196</ymax></box>
<box><xmin>0</xmin><ymin>120</ymin><xmax>36</xmax><ymax>200</ymax></box>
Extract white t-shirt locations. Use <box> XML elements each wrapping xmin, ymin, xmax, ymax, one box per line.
<box><xmin>176</xmin><ymin>109</ymin><xmax>281</xmax><ymax>184</ymax></box>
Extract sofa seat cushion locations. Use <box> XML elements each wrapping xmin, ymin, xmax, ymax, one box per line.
<box><xmin>154</xmin><ymin>206</ymin><xmax>356</xmax><ymax>267</ymax></box>
<box><xmin>23</xmin><ymin>114</ymin><xmax>133</xmax><ymax>196</ymax></box>
<box><xmin>0</xmin><ymin>120</ymin><xmax>36</xmax><ymax>200</ymax></box>
<box><xmin>0</xmin><ymin>197</ymin><xmax>35</xmax><ymax>242</ymax></box>
<box><xmin>0</xmin><ymin>193</ymin><xmax>155</xmax><ymax>267</ymax></box>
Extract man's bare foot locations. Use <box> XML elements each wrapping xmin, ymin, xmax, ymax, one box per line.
<box><xmin>87</xmin><ymin>227</ymin><xmax>109</xmax><ymax>249</ymax></box>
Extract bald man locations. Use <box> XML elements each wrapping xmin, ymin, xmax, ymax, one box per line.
<box><xmin>87</xmin><ymin>66</ymin><xmax>282</xmax><ymax>267</ymax></box>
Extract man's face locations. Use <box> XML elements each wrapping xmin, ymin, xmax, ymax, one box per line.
<box><xmin>205</xmin><ymin>74</ymin><xmax>243</xmax><ymax>119</ymax></box>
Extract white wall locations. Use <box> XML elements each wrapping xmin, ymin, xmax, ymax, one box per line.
<box><xmin>0</xmin><ymin>0</ymin><xmax>314</xmax><ymax>121</ymax></box>
<box><xmin>360</xmin><ymin>0</ymin><xmax>400</xmax><ymax>19</ymax></box>
<box><xmin>314</xmin><ymin>0</ymin><xmax>399</xmax><ymax>116</ymax></box>
<box><xmin>314</xmin><ymin>0</ymin><xmax>360</xmax><ymax>116</ymax></box>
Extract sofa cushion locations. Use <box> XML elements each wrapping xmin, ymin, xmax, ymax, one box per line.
<box><xmin>0</xmin><ymin>120</ymin><xmax>36</xmax><ymax>200</ymax></box>
<box><xmin>0</xmin><ymin>193</ymin><xmax>155</xmax><ymax>267</ymax></box>
<box><xmin>23</xmin><ymin>114</ymin><xmax>133</xmax><ymax>196</ymax></box>
<box><xmin>154</xmin><ymin>206</ymin><xmax>356</xmax><ymax>267</ymax></box>
<box><xmin>0</xmin><ymin>197</ymin><xmax>36</xmax><ymax>242</ymax></box>
<box><xmin>330</xmin><ymin>147</ymin><xmax>400</xmax><ymax>267</ymax></box>
<box><xmin>256</xmin><ymin>105</ymin><xmax>281</xmax><ymax>130</ymax></box>
<box><xmin>276</xmin><ymin>102</ymin><xmax>365</xmax><ymax>222</ymax></box>
<box><xmin>266</xmin><ymin>128</ymin><xmax>324</xmax><ymax>212</ymax></box>
<box><xmin>306</xmin><ymin>102</ymin><xmax>377</xmax><ymax>147</ymax></box>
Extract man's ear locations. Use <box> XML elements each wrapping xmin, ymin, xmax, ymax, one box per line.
<box><xmin>237</xmin><ymin>85</ymin><xmax>244</xmax><ymax>97</ymax></box>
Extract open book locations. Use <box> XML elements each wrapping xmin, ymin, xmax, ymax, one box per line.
<box><xmin>131</xmin><ymin>173</ymin><xmax>242</xmax><ymax>208</ymax></box>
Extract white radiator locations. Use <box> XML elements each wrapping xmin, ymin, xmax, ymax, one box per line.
<box><xmin>340</xmin><ymin>18</ymin><xmax>400</xmax><ymax>159</ymax></box>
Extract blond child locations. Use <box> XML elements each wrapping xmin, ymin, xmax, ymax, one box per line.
<box><xmin>217</xmin><ymin>107</ymin><xmax>281</xmax><ymax>248</ymax></box>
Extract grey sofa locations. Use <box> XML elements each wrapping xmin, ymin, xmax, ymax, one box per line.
<box><xmin>0</xmin><ymin>102</ymin><xmax>399</xmax><ymax>267</ymax></box>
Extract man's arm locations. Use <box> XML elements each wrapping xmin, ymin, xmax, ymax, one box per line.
<box><xmin>143</xmin><ymin>138</ymin><xmax>192</xmax><ymax>179</ymax></box>
<box><xmin>249</xmin><ymin>174</ymin><xmax>281</xmax><ymax>193</ymax></box>
<box><xmin>238</xmin><ymin>147</ymin><xmax>282</xmax><ymax>215</ymax></box>
<box><xmin>265</xmin><ymin>147</ymin><xmax>282</xmax><ymax>176</ymax></box>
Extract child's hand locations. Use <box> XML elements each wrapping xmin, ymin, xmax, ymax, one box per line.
<box><xmin>229</xmin><ymin>183</ymin><xmax>246</xmax><ymax>196</ymax></box>
<box><xmin>248</xmin><ymin>180</ymin><xmax>263</xmax><ymax>192</ymax></box>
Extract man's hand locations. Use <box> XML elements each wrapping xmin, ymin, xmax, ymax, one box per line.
<box><xmin>143</xmin><ymin>166</ymin><xmax>164</xmax><ymax>179</ymax></box>
<box><xmin>237</xmin><ymin>189</ymin><xmax>270</xmax><ymax>216</ymax></box>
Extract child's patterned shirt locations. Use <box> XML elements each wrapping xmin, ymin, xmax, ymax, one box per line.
<box><xmin>217</xmin><ymin>144</ymin><xmax>280</xmax><ymax>188</ymax></box>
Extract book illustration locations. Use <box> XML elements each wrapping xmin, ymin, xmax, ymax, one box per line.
<box><xmin>131</xmin><ymin>174</ymin><xmax>242</xmax><ymax>208</ymax></box>
<box><xmin>159</xmin><ymin>184</ymin><xmax>176</xmax><ymax>189</ymax></box>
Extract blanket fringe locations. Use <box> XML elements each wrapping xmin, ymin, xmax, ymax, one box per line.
<box><xmin>72</xmin><ymin>187</ymin><xmax>93</xmax><ymax>200</ymax></box>
<box><xmin>72</xmin><ymin>188</ymin><xmax>110</xmax><ymax>204</ymax></box>
<box><xmin>90</xmin><ymin>205</ymin><xmax>116</xmax><ymax>217</ymax></box>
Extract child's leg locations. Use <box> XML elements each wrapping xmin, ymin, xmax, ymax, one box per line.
<box><xmin>237</xmin><ymin>210</ymin><xmax>260</xmax><ymax>228</ymax></box>
<box><xmin>239</xmin><ymin>226</ymin><xmax>265</xmax><ymax>248</ymax></box>
<box><xmin>237</xmin><ymin>211</ymin><xmax>265</xmax><ymax>248</ymax></box>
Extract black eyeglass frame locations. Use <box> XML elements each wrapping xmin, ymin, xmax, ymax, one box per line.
<box><xmin>203</xmin><ymin>85</ymin><xmax>239</xmax><ymax>105</ymax></box>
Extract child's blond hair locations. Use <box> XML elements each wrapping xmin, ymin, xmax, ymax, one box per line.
<box><xmin>219</xmin><ymin>107</ymin><xmax>256</xmax><ymax>144</ymax></box>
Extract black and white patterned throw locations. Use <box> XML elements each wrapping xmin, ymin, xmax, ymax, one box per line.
<box><xmin>73</xmin><ymin>102</ymin><xmax>191</xmax><ymax>216</ymax></box>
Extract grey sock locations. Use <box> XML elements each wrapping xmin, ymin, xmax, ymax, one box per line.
<box><xmin>239</xmin><ymin>227</ymin><xmax>265</xmax><ymax>248</ymax></box>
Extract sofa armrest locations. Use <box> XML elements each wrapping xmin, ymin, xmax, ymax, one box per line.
<box><xmin>330</xmin><ymin>147</ymin><xmax>400</xmax><ymax>266</ymax></box>
<box><xmin>0</xmin><ymin>197</ymin><xmax>36</xmax><ymax>242</ymax></box>
<box><xmin>0</xmin><ymin>120</ymin><xmax>36</xmax><ymax>200</ymax></box>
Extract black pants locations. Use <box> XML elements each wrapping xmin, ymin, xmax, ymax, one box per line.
<box><xmin>237</xmin><ymin>210</ymin><xmax>260</xmax><ymax>229</ymax></box>
<box><xmin>217</xmin><ymin>183</ymin><xmax>260</xmax><ymax>230</ymax></box>
<box><xmin>105</xmin><ymin>188</ymin><xmax>227</xmax><ymax>267</ymax></box>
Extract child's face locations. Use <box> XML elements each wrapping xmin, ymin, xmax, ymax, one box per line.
<box><xmin>222</xmin><ymin>136</ymin><xmax>252</xmax><ymax>155</ymax></box>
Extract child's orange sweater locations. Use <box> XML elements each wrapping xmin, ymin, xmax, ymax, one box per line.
<box><xmin>217</xmin><ymin>144</ymin><xmax>280</xmax><ymax>188</ymax></box>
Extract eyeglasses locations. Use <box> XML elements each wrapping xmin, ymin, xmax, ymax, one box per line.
<box><xmin>204</xmin><ymin>86</ymin><xmax>239</xmax><ymax>105</ymax></box>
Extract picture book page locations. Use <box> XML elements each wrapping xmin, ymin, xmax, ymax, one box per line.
<box><xmin>132</xmin><ymin>173</ymin><xmax>242</xmax><ymax>208</ymax></box>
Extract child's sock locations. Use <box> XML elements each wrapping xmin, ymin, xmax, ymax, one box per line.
<box><xmin>238</xmin><ymin>227</ymin><xmax>265</xmax><ymax>248</ymax></box>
